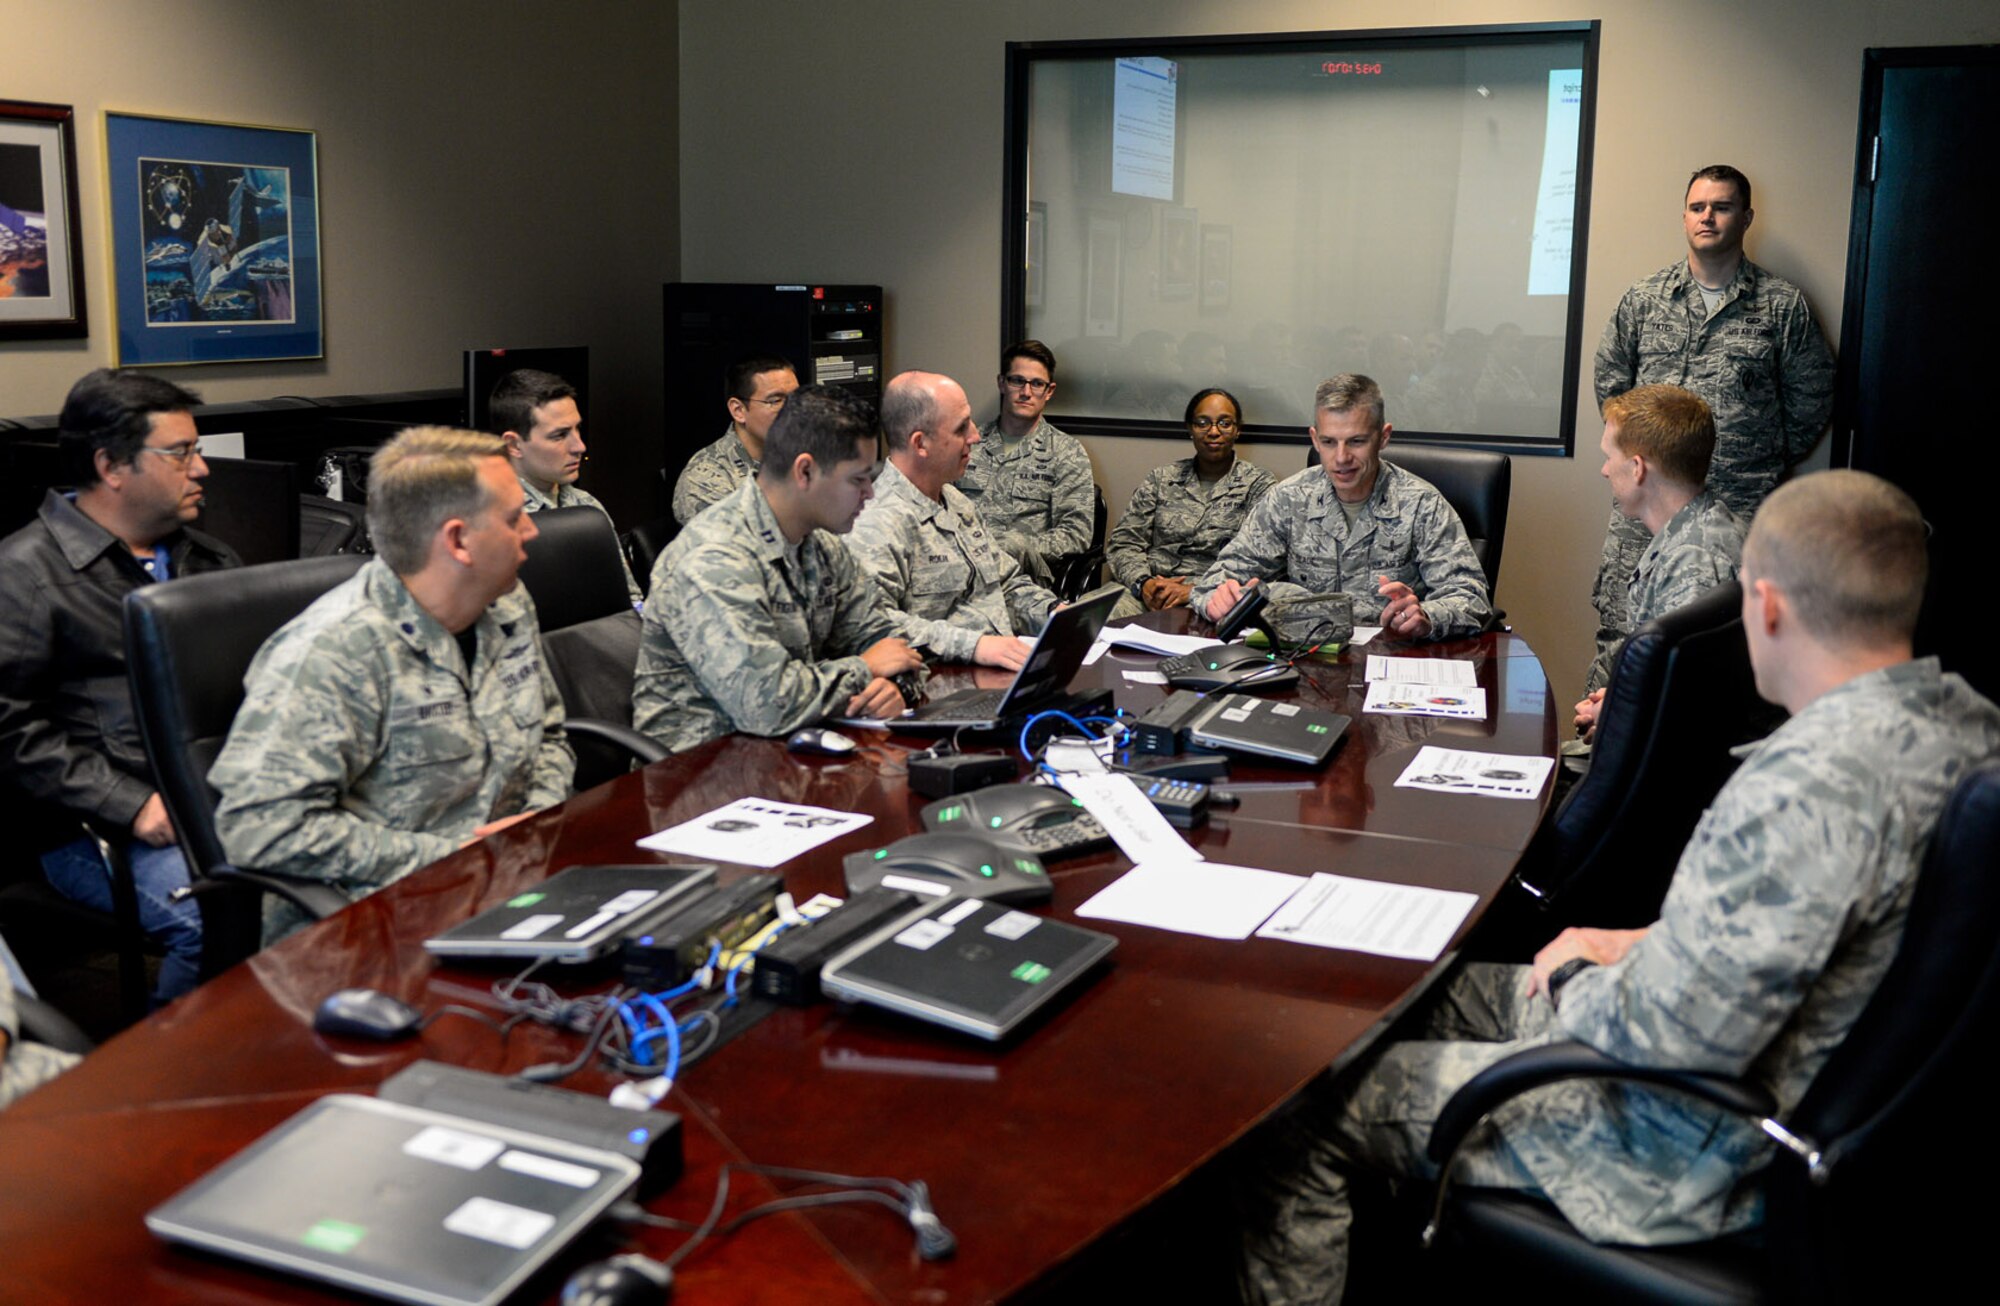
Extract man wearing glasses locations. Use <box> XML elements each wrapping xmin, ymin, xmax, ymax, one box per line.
<box><xmin>962</xmin><ymin>339</ymin><xmax>1095</xmax><ymax>585</ymax></box>
<box><xmin>672</xmin><ymin>354</ymin><xmax>800</xmax><ymax>526</ymax></box>
<box><xmin>0</xmin><ymin>370</ymin><xmax>242</xmax><ymax>1004</ymax></box>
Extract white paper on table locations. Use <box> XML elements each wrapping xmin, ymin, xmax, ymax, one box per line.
<box><xmin>1122</xmin><ymin>669</ymin><xmax>1169</xmax><ymax>685</ymax></box>
<box><xmin>1255</xmin><ymin>872</ymin><xmax>1477</xmax><ymax>960</ymax></box>
<box><xmin>1349</xmin><ymin>626</ymin><xmax>1383</xmax><ymax>646</ymax></box>
<box><xmin>1394</xmin><ymin>746</ymin><xmax>1555</xmax><ymax>800</ymax></box>
<box><xmin>1056</xmin><ymin>772</ymin><xmax>1204</xmax><ymax>866</ymax></box>
<box><xmin>1076</xmin><ymin>860</ymin><xmax>1306</xmax><ymax>939</ymax></box>
<box><xmin>1083</xmin><ymin>627</ymin><xmax>1222</xmax><ymax>665</ymax></box>
<box><xmin>1363</xmin><ymin>681</ymin><xmax>1488</xmax><ymax>720</ymax></box>
<box><xmin>1365</xmin><ymin>655</ymin><xmax>1477</xmax><ymax>684</ymax></box>
<box><xmin>636</xmin><ymin>797</ymin><xmax>872</xmax><ymax>867</ymax></box>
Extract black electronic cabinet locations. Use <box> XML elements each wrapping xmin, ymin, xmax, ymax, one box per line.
<box><xmin>662</xmin><ymin>282</ymin><xmax>883</xmax><ymax>485</ymax></box>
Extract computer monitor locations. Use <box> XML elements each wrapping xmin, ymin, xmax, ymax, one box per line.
<box><xmin>463</xmin><ymin>346</ymin><xmax>589</xmax><ymax>433</ymax></box>
<box><xmin>196</xmin><ymin>457</ymin><xmax>301</xmax><ymax>564</ymax></box>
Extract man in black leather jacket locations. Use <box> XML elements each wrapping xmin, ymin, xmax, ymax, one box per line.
<box><xmin>0</xmin><ymin>370</ymin><xmax>240</xmax><ymax>1004</ymax></box>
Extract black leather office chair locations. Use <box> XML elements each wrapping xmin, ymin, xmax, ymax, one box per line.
<box><xmin>1048</xmin><ymin>485</ymin><xmax>1109</xmax><ymax>599</ymax></box>
<box><xmin>298</xmin><ymin>494</ymin><xmax>369</xmax><ymax>556</ymax></box>
<box><xmin>1498</xmin><ymin>582</ymin><xmax>1781</xmax><ymax>936</ymax></box>
<box><xmin>1423</xmin><ymin>760</ymin><xmax>2000</xmax><ymax>1305</ymax></box>
<box><xmin>517</xmin><ymin>507</ymin><xmax>633</xmax><ymax>634</ymax></box>
<box><xmin>516</xmin><ymin>507</ymin><xmax>667</xmax><ymax>786</ymax></box>
<box><xmin>124</xmin><ymin>555</ymin><xmax>366</xmax><ymax>976</ymax></box>
<box><xmin>621</xmin><ymin>516</ymin><xmax>679</xmax><ymax>599</ymax></box>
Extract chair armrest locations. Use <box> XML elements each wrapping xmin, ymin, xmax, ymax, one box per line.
<box><xmin>15</xmin><ymin>993</ymin><xmax>93</xmax><ymax>1055</ymax></box>
<box><xmin>563</xmin><ymin>717</ymin><xmax>670</xmax><ymax>768</ymax></box>
<box><xmin>192</xmin><ymin>866</ymin><xmax>352</xmax><ymax>923</ymax></box>
<box><xmin>1420</xmin><ymin>1040</ymin><xmax>1786</xmax><ymax>1247</ymax></box>
<box><xmin>1428</xmin><ymin>1041</ymin><xmax>1776</xmax><ymax>1166</ymax></box>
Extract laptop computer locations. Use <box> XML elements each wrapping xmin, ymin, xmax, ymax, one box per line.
<box><xmin>1185</xmin><ymin>693</ymin><xmax>1350</xmax><ymax>766</ymax></box>
<box><xmin>820</xmin><ymin>894</ymin><xmax>1117</xmax><ymax>1040</ymax></box>
<box><xmin>891</xmin><ymin>584</ymin><xmax>1123</xmax><ymax>732</ymax></box>
<box><xmin>425</xmin><ymin>863</ymin><xmax>718</xmax><ymax>963</ymax></box>
<box><xmin>147</xmin><ymin>1093</ymin><xmax>640</xmax><ymax>1306</ymax></box>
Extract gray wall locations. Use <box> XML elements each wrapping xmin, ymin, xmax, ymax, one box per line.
<box><xmin>679</xmin><ymin>0</ymin><xmax>2000</xmax><ymax>710</ymax></box>
<box><xmin>2</xmin><ymin>0</ymin><xmax>679</xmax><ymax>527</ymax></box>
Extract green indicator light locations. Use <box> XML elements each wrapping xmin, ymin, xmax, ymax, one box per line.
<box><xmin>1307</xmin><ymin>724</ymin><xmax>1328</xmax><ymax>734</ymax></box>
<box><xmin>874</xmin><ymin>849</ymin><xmax>887</xmax><ymax>860</ymax></box>
<box><xmin>1016</xmin><ymin>858</ymin><xmax>1037</xmax><ymax>873</ymax></box>
<box><xmin>1011</xmin><ymin>961</ymin><xmax>1052</xmax><ymax>984</ymax></box>
<box><xmin>979</xmin><ymin>864</ymin><xmax>995</xmax><ymax>877</ymax></box>
<box><xmin>1071</xmin><ymin>797</ymin><xmax>1082</xmax><ymax>807</ymax></box>
<box><xmin>302</xmin><ymin>1219</ymin><xmax>367</xmax><ymax>1254</ymax></box>
<box><xmin>505</xmin><ymin>891</ymin><xmax>547</xmax><ymax>909</ymax></box>
<box><xmin>1207</xmin><ymin>661</ymin><xmax>1219</xmax><ymax>670</ymax></box>
<box><xmin>939</xmin><ymin>805</ymin><xmax>961</xmax><ymax>822</ymax></box>
<box><xmin>989</xmin><ymin>815</ymin><xmax>1003</xmax><ymax>828</ymax></box>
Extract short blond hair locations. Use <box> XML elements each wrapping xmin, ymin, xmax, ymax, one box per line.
<box><xmin>367</xmin><ymin>426</ymin><xmax>509</xmax><ymax>574</ymax></box>
<box><xmin>1602</xmin><ymin>385</ymin><xmax>1715</xmax><ymax>488</ymax></box>
<box><xmin>1743</xmin><ymin>470</ymin><xmax>1927</xmax><ymax>646</ymax></box>
<box><xmin>1313</xmin><ymin>373</ymin><xmax>1384</xmax><ymax>429</ymax></box>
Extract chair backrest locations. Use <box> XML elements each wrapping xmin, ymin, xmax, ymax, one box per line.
<box><xmin>123</xmin><ymin>554</ymin><xmax>366</xmax><ymax>969</ymax></box>
<box><xmin>299</xmin><ymin>493</ymin><xmax>369</xmax><ymax>556</ymax></box>
<box><xmin>622</xmin><ymin>516</ymin><xmax>679</xmax><ymax>599</ymax></box>
<box><xmin>1763</xmin><ymin>760</ymin><xmax>2000</xmax><ymax>1299</ymax></box>
<box><xmin>544</xmin><ymin>609</ymin><xmax>647</xmax><ymax>790</ymax></box>
<box><xmin>517</xmin><ymin>506</ymin><xmax>633</xmax><ymax>633</ymax></box>
<box><xmin>1383</xmin><ymin>446</ymin><xmax>1510</xmax><ymax>597</ymax></box>
<box><xmin>1522</xmin><ymin>580</ymin><xmax>1783</xmax><ymax>927</ymax></box>
<box><xmin>1050</xmin><ymin>485</ymin><xmax>1109</xmax><ymax>599</ymax></box>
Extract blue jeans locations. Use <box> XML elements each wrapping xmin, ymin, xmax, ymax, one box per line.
<box><xmin>39</xmin><ymin>836</ymin><xmax>203</xmax><ymax>1005</ymax></box>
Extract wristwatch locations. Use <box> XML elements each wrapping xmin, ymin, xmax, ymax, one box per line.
<box><xmin>1545</xmin><ymin>957</ymin><xmax>1597</xmax><ymax>1007</ymax></box>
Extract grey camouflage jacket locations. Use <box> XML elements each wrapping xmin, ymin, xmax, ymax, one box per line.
<box><xmin>211</xmin><ymin>559</ymin><xmax>574</xmax><ymax>942</ymax></box>
<box><xmin>1587</xmin><ymin>491</ymin><xmax>1746</xmax><ymax>692</ymax></box>
<box><xmin>847</xmin><ymin>461</ymin><xmax>1055</xmax><ymax>662</ymax></box>
<box><xmin>1104</xmin><ymin>456</ymin><xmax>1277</xmax><ymax>595</ymax></box>
<box><xmin>960</xmin><ymin>417</ymin><xmax>1095</xmax><ymax>559</ymax></box>
<box><xmin>1190</xmin><ymin>461</ymin><xmax>1491</xmax><ymax>637</ymax></box>
<box><xmin>671</xmin><ymin>427</ymin><xmax>758</xmax><ymax>526</ymax></box>
<box><xmin>634</xmin><ymin>479</ymin><xmax>910</xmax><ymax>752</ymax></box>
<box><xmin>1594</xmin><ymin>258</ymin><xmax>1834</xmax><ymax>515</ymax></box>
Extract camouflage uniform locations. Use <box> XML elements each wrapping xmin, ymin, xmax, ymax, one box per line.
<box><xmin>1104</xmin><ymin>457</ymin><xmax>1278</xmax><ymax>600</ymax></box>
<box><xmin>1585</xmin><ymin>491</ymin><xmax>1745</xmax><ymax>693</ymax></box>
<box><xmin>634</xmin><ymin>479</ymin><xmax>913</xmax><ymax>753</ymax></box>
<box><xmin>846</xmin><ymin>461</ymin><xmax>1056</xmax><ymax>662</ymax></box>
<box><xmin>1189</xmin><ymin>463</ymin><xmax>1491</xmax><ymax>638</ymax></box>
<box><xmin>671</xmin><ymin>426</ymin><xmax>758</xmax><ymax>526</ymax></box>
<box><xmin>1238</xmin><ymin>658</ymin><xmax>2000</xmax><ymax>1303</ymax></box>
<box><xmin>961</xmin><ymin>417</ymin><xmax>1096</xmax><ymax>563</ymax></box>
<box><xmin>518</xmin><ymin>472</ymin><xmax>642</xmax><ymax>604</ymax></box>
<box><xmin>1</xmin><ymin>954</ymin><xmax>79</xmax><ymax>1109</ymax></box>
<box><xmin>1591</xmin><ymin>258</ymin><xmax>1834</xmax><ymax>658</ymax></box>
<box><xmin>211</xmin><ymin>559</ymin><xmax>575</xmax><ymax>943</ymax></box>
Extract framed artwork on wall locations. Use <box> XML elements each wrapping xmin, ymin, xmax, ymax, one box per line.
<box><xmin>104</xmin><ymin>111</ymin><xmax>322</xmax><ymax>366</ymax></box>
<box><xmin>0</xmin><ymin>99</ymin><xmax>87</xmax><ymax>340</ymax></box>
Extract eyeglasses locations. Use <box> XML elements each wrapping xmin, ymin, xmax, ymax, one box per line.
<box><xmin>750</xmin><ymin>393</ymin><xmax>789</xmax><ymax>410</ymax></box>
<box><xmin>1190</xmin><ymin>416</ymin><xmax>1239</xmax><ymax>433</ymax></box>
<box><xmin>138</xmin><ymin>442</ymin><xmax>204</xmax><ymax>467</ymax></box>
<box><xmin>1002</xmin><ymin>374</ymin><xmax>1052</xmax><ymax>394</ymax></box>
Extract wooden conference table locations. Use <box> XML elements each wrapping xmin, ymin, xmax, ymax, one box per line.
<box><xmin>0</xmin><ymin>614</ymin><xmax>1558</xmax><ymax>1303</ymax></box>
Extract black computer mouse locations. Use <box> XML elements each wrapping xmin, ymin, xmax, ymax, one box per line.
<box><xmin>843</xmin><ymin>832</ymin><xmax>1052</xmax><ymax>906</ymax></box>
<box><xmin>562</xmin><ymin>1255</ymin><xmax>673</xmax><ymax>1306</ymax></box>
<box><xmin>313</xmin><ymin>987</ymin><xmax>423</xmax><ymax>1041</ymax></box>
<box><xmin>787</xmin><ymin>727</ymin><xmax>859</xmax><ymax>756</ymax></box>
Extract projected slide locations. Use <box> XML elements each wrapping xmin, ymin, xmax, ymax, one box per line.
<box><xmin>1112</xmin><ymin>56</ymin><xmax>1177</xmax><ymax>200</ymax></box>
<box><xmin>1528</xmin><ymin>68</ymin><xmax>1582</xmax><ymax>296</ymax></box>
